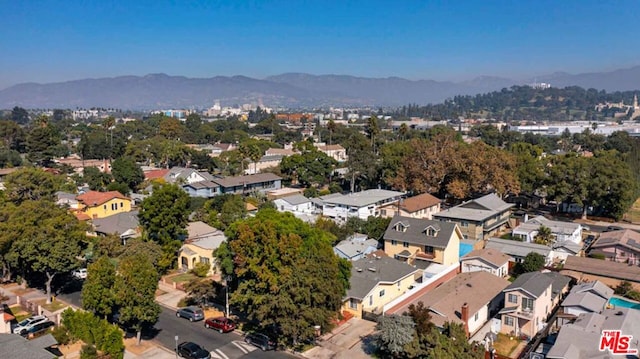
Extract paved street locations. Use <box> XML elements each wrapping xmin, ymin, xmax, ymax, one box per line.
<box><xmin>57</xmin><ymin>288</ymin><xmax>297</xmax><ymax>359</ymax></box>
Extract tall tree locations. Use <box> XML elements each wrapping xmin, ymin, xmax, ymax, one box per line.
<box><xmin>111</xmin><ymin>156</ymin><xmax>144</xmax><ymax>192</ymax></box>
<box><xmin>81</xmin><ymin>256</ymin><xmax>117</xmax><ymax>319</ymax></box>
<box><xmin>26</xmin><ymin>116</ymin><xmax>61</xmax><ymax>166</ymax></box>
<box><xmin>221</xmin><ymin>210</ymin><xmax>348</xmax><ymax>346</ymax></box>
<box><xmin>5</xmin><ymin>200</ymin><xmax>86</xmax><ymax>303</ymax></box>
<box><xmin>375</xmin><ymin>315</ymin><xmax>416</xmax><ymax>356</ymax></box>
<box><xmin>114</xmin><ymin>254</ymin><xmax>160</xmax><ymax>345</ymax></box>
<box><xmin>327</xmin><ymin>120</ymin><xmax>337</xmax><ymax>145</ymax></box>
<box><xmin>3</xmin><ymin>167</ymin><xmax>65</xmax><ymax>205</ymax></box>
<box><xmin>82</xmin><ymin>166</ymin><xmax>114</xmax><ymax>191</ymax></box>
<box><xmin>10</xmin><ymin>106</ymin><xmax>29</xmax><ymax>124</ymax></box>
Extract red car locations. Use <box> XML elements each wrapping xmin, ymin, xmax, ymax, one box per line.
<box><xmin>204</xmin><ymin>316</ymin><xmax>236</xmax><ymax>333</ymax></box>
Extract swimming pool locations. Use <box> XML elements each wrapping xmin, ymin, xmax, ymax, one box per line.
<box><xmin>608</xmin><ymin>296</ymin><xmax>640</xmax><ymax>310</ymax></box>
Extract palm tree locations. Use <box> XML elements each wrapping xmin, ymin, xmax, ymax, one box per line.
<box><xmin>399</xmin><ymin>123</ymin><xmax>409</xmax><ymax>140</ymax></box>
<box><xmin>327</xmin><ymin>120</ymin><xmax>337</xmax><ymax>145</ymax></box>
<box><xmin>534</xmin><ymin>225</ymin><xmax>555</xmax><ymax>246</ymax></box>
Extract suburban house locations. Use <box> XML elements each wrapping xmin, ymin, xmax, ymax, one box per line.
<box><xmin>433</xmin><ymin>193</ymin><xmax>514</xmax><ymax>244</ymax></box>
<box><xmin>460</xmin><ymin>248</ymin><xmax>510</xmax><ymax>278</ymax></box>
<box><xmin>143</xmin><ymin>168</ymin><xmax>170</xmax><ymax>182</ymax></box>
<box><xmin>560</xmin><ymin>256</ymin><xmax>640</xmax><ymax>291</ymax></box>
<box><xmin>266</xmin><ymin>187</ymin><xmax>304</xmax><ymax>200</ymax></box>
<box><xmin>273</xmin><ymin>194</ymin><xmax>315</xmax><ymax>215</ymax></box>
<box><xmin>383</xmin><ymin>216</ymin><xmax>462</xmax><ymax>267</ymax></box>
<box><xmin>0</xmin><ymin>333</ymin><xmax>58</xmax><ymax>359</ymax></box>
<box><xmin>244</xmin><ymin>154</ymin><xmax>283</xmax><ymax>175</ymax></box>
<box><xmin>178</xmin><ymin>221</ymin><xmax>226</xmax><ymax>276</ymax></box>
<box><xmin>164</xmin><ymin>167</ymin><xmax>216</xmax><ymax>185</ymax></box>
<box><xmin>546</xmin><ymin>308</ymin><xmax>640</xmax><ymax>359</ymax></box>
<box><xmin>265</xmin><ymin>147</ymin><xmax>296</xmax><ymax>157</ymax></box>
<box><xmin>314</xmin><ymin>143</ymin><xmax>347</xmax><ymax>162</ymax></box>
<box><xmin>55</xmin><ymin>191</ymin><xmax>82</xmax><ymax>210</ymax></box>
<box><xmin>588</xmin><ymin>229</ymin><xmax>640</xmax><ymax>265</ymax></box>
<box><xmin>208</xmin><ymin>143</ymin><xmax>236</xmax><ymax>157</ymax></box>
<box><xmin>54</xmin><ymin>155</ymin><xmax>111</xmax><ymax>174</ymax></box>
<box><xmin>334</xmin><ymin>233</ymin><xmax>379</xmax><ymax>261</ymax></box>
<box><xmin>182</xmin><ymin>180</ymin><xmax>220</xmax><ymax>198</ymax></box>
<box><xmin>379</xmin><ymin>193</ymin><xmax>442</xmax><ymax>220</ymax></box>
<box><xmin>211</xmin><ymin>173</ymin><xmax>282</xmax><ymax>195</ymax></box>
<box><xmin>512</xmin><ymin>215</ymin><xmax>583</xmax><ymax>244</ymax></box>
<box><xmin>499</xmin><ymin>271</ymin><xmax>571</xmax><ymax>339</ymax></box>
<box><xmin>76</xmin><ymin>191</ymin><xmax>132</xmax><ymax>219</ymax></box>
<box><xmin>485</xmin><ymin>238</ymin><xmax>554</xmax><ymax>269</ymax></box>
<box><xmin>560</xmin><ymin>280</ymin><xmax>613</xmax><ymax>316</ymax></box>
<box><xmin>386</xmin><ymin>271</ymin><xmax>510</xmax><ymax>338</ymax></box>
<box><xmin>342</xmin><ymin>255</ymin><xmax>422</xmax><ymax>319</ymax></box>
<box><xmin>320</xmin><ymin>189</ymin><xmax>405</xmax><ymax>222</ymax></box>
<box><xmin>91</xmin><ymin>210</ymin><xmax>141</xmax><ymax>241</ymax></box>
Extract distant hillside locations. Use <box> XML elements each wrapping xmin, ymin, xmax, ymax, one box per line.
<box><xmin>1</xmin><ymin>66</ymin><xmax>640</xmax><ymax>109</ymax></box>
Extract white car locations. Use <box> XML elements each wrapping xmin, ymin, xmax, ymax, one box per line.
<box><xmin>13</xmin><ymin>315</ymin><xmax>48</xmax><ymax>335</ymax></box>
<box><xmin>72</xmin><ymin>268</ymin><xmax>87</xmax><ymax>280</ymax></box>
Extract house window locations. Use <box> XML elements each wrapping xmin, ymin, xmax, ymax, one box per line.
<box><xmin>425</xmin><ymin>246</ymin><xmax>434</xmax><ymax>254</ymax></box>
<box><xmin>391</xmin><ymin>240</ymin><xmax>397</xmax><ymax>246</ymax></box>
<box><xmin>103</xmin><ymin>205</ymin><xmax>107</xmax><ymax>210</ymax></box>
<box><xmin>474</xmin><ymin>312</ymin><xmax>479</xmax><ymax>321</ymax></box>
<box><xmin>369</xmin><ymin>296</ymin><xmax>373</xmax><ymax>306</ymax></box>
<box><xmin>120</xmin><ymin>202</ymin><xmax>123</xmax><ymax>208</ymax></box>
<box><xmin>402</xmin><ymin>242</ymin><xmax>409</xmax><ymax>248</ymax></box>
<box><xmin>427</xmin><ymin>228</ymin><xmax>436</xmax><ymax>236</ymax></box>
<box><xmin>461</xmin><ymin>221</ymin><xmax>469</xmax><ymax>227</ymax></box>
<box><xmin>199</xmin><ymin>257</ymin><xmax>210</xmax><ymax>264</ymax></box>
<box><xmin>379</xmin><ymin>290</ymin><xmax>385</xmax><ymax>297</ymax></box>
<box><xmin>508</xmin><ymin>294</ymin><xmax>518</xmax><ymax>304</ymax></box>
<box><xmin>504</xmin><ymin>316</ymin><xmax>514</xmax><ymax>326</ymax></box>
<box><xmin>111</xmin><ymin>203</ymin><xmax>117</xmax><ymax>211</ymax></box>
<box><xmin>349</xmin><ymin>299</ymin><xmax>357</xmax><ymax>309</ymax></box>
<box><xmin>522</xmin><ymin>297</ymin><xmax>534</xmax><ymax>311</ymax></box>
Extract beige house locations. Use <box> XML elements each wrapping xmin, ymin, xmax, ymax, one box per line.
<box><xmin>342</xmin><ymin>255</ymin><xmax>422</xmax><ymax>319</ymax></box>
<box><xmin>314</xmin><ymin>143</ymin><xmax>347</xmax><ymax>162</ymax></box>
<box><xmin>383</xmin><ymin>216</ymin><xmax>462</xmax><ymax>267</ymax></box>
<box><xmin>385</xmin><ymin>271</ymin><xmax>510</xmax><ymax>338</ymax></box>
<box><xmin>379</xmin><ymin>193</ymin><xmax>442</xmax><ymax>219</ymax></box>
<box><xmin>460</xmin><ymin>248</ymin><xmax>510</xmax><ymax>278</ymax></box>
<box><xmin>433</xmin><ymin>193</ymin><xmax>514</xmax><ymax>245</ymax></box>
<box><xmin>499</xmin><ymin>271</ymin><xmax>571</xmax><ymax>339</ymax></box>
<box><xmin>178</xmin><ymin>222</ymin><xmax>226</xmax><ymax>276</ymax></box>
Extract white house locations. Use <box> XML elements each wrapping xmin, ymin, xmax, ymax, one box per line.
<box><xmin>164</xmin><ymin>167</ymin><xmax>216</xmax><ymax>185</ymax></box>
<box><xmin>560</xmin><ymin>280</ymin><xmax>613</xmax><ymax>316</ymax></box>
<box><xmin>512</xmin><ymin>215</ymin><xmax>582</xmax><ymax>244</ymax></box>
<box><xmin>320</xmin><ymin>189</ymin><xmax>404</xmax><ymax>222</ymax></box>
<box><xmin>460</xmin><ymin>248</ymin><xmax>510</xmax><ymax>278</ymax></box>
<box><xmin>273</xmin><ymin>194</ymin><xmax>315</xmax><ymax>215</ymax></box>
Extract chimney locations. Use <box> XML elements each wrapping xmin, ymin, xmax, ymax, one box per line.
<box><xmin>461</xmin><ymin>303</ymin><xmax>469</xmax><ymax>338</ymax></box>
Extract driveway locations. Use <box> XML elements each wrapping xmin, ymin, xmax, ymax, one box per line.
<box><xmin>304</xmin><ymin>318</ymin><xmax>376</xmax><ymax>359</ymax></box>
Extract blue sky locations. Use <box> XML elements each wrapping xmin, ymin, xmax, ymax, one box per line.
<box><xmin>1</xmin><ymin>0</ymin><xmax>639</xmax><ymax>89</ymax></box>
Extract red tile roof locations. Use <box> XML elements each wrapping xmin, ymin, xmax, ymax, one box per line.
<box><xmin>144</xmin><ymin>169</ymin><xmax>170</xmax><ymax>180</ymax></box>
<box><xmin>77</xmin><ymin>191</ymin><xmax>129</xmax><ymax>207</ymax></box>
<box><xmin>74</xmin><ymin>212</ymin><xmax>92</xmax><ymax>221</ymax></box>
<box><xmin>3</xmin><ymin>312</ymin><xmax>15</xmax><ymax>322</ymax></box>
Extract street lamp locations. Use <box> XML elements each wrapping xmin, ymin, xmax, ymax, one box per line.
<box><xmin>225</xmin><ymin>275</ymin><xmax>231</xmax><ymax>318</ymax></box>
<box><xmin>174</xmin><ymin>335</ymin><xmax>179</xmax><ymax>359</ymax></box>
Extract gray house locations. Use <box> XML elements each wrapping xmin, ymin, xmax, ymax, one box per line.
<box><xmin>334</xmin><ymin>233</ymin><xmax>379</xmax><ymax>261</ymax></box>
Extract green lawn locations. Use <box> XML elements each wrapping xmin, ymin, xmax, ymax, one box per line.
<box><xmin>40</xmin><ymin>300</ymin><xmax>68</xmax><ymax>312</ymax></box>
<box><xmin>170</xmin><ymin>273</ymin><xmax>196</xmax><ymax>284</ymax></box>
<box><xmin>623</xmin><ymin>198</ymin><xmax>640</xmax><ymax>224</ymax></box>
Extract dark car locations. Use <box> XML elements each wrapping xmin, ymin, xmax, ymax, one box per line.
<box><xmin>204</xmin><ymin>316</ymin><xmax>236</xmax><ymax>333</ymax></box>
<box><xmin>22</xmin><ymin>320</ymin><xmax>55</xmax><ymax>337</ymax></box>
<box><xmin>176</xmin><ymin>306</ymin><xmax>204</xmax><ymax>322</ymax></box>
<box><xmin>244</xmin><ymin>332</ymin><xmax>276</xmax><ymax>351</ymax></box>
<box><xmin>176</xmin><ymin>341</ymin><xmax>211</xmax><ymax>359</ymax></box>
<box><xmin>605</xmin><ymin>225</ymin><xmax>624</xmax><ymax>232</ymax></box>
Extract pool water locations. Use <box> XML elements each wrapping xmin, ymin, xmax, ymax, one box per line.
<box><xmin>608</xmin><ymin>297</ymin><xmax>640</xmax><ymax>310</ymax></box>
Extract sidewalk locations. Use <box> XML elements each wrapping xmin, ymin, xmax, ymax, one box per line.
<box><xmin>156</xmin><ymin>280</ymin><xmax>187</xmax><ymax>310</ymax></box>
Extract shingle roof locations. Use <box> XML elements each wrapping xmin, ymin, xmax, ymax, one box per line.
<box><xmin>0</xmin><ymin>333</ymin><xmax>57</xmax><ymax>359</ymax></box>
<box><xmin>570</xmin><ymin>280</ymin><xmax>614</xmax><ymax>300</ymax></box>
<box><xmin>562</xmin><ymin>255</ymin><xmax>640</xmax><ymax>282</ymax></box>
<box><xmin>384</xmin><ymin>215</ymin><xmax>458</xmax><ymax>249</ymax></box>
<box><xmin>187</xmin><ymin>221</ymin><xmax>219</xmax><ymax>239</ymax></box>
<box><xmin>278</xmin><ymin>194</ymin><xmax>311</xmax><ymax>206</ymax></box>
<box><xmin>433</xmin><ymin>193</ymin><xmax>513</xmax><ymax>222</ymax></box>
<box><xmin>92</xmin><ymin>210</ymin><xmax>140</xmax><ymax>236</ymax></box>
<box><xmin>561</xmin><ymin>292</ymin><xmax>607</xmax><ymax>313</ymax></box>
<box><xmin>345</xmin><ymin>256</ymin><xmax>420</xmax><ymax>300</ymax></box>
<box><xmin>505</xmin><ymin>271</ymin><xmax>569</xmax><ymax>298</ymax></box>
<box><xmin>590</xmin><ymin>229</ymin><xmax>640</xmax><ymax>252</ymax></box>
<box><xmin>144</xmin><ymin>168</ymin><xmax>170</xmax><ymax>180</ymax></box>
<box><xmin>320</xmin><ymin>189</ymin><xmax>404</xmax><ymax>208</ymax></box>
<box><xmin>77</xmin><ymin>191</ymin><xmax>129</xmax><ymax>206</ymax></box>
<box><xmin>334</xmin><ymin>237</ymin><xmax>379</xmax><ymax>259</ymax></box>
<box><xmin>513</xmin><ymin>215</ymin><xmax>581</xmax><ymax>236</ymax></box>
<box><xmin>484</xmin><ymin>238</ymin><xmax>551</xmax><ymax>258</ymax></box>
<box><xmin>212</xmin><ymin>173</ymin><xmax>282</xmax><ymax>188</ymax></box>
<box><xmin>386</xmin><ymin>272</ymin><xmax>510</xmax><ymax>329</ymax></box>
<box><xmin>183</xmin><ymin>180</ymin><xmax>219</xmax><ymax>189</ymax></box>
<box><xmin>461</xmin><ymin>248</ymin><xmax>510</xmax><ymax>268</ymax></box>
<box><xmin>400</xmin><ymin>193</ymin><xmax>442</xmax><ymax>213</ymax></box>
<box><xmin>185</xmin><ymin>221</ymin><xmax>226</xmax><ymax>250</ymax></box>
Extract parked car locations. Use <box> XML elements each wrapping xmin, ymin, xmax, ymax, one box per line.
<box><xmin>176</xmin><ymin>306</ymin><xmax>204</xmax><ymax>322</ymax></box>
<box><xmin>72</xmin><ymin>268</ymin><xmax>87</xmax><ymax>280</ymax></box>
<box><xmin>244</xmin><ymin>332</ymin><xmax>276</xmax><ymax>351</ymax></box>
<box><xmin>204</xmin><ymin>316</ymin><xmax>236</xmax><ymax>333</ymax></box>
<box><xmin>605</xmin><ymin>225</ymin><xmax>624</xmax><ymax>232</ymax></box>
<box><xmin>176</xmin><ymin>341</ymin><xmax>211</xmax><ymax>359</ymax></box>
<box><xmin>22</xmin><ymin>320</ymin><xmax>55</xmax><ymax>337</ymax></box>
<box><xmin>13</xmin><ymin>315</ymin><xmax>48</xmax><ymax>335</ymax></box>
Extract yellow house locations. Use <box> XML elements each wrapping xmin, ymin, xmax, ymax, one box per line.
<box><xmin>383</xmin><ymin>215</ymin><xmax>462</xmax><ymax>267</ymax></box>
<box><xmin>178</xmin><ymin>221</ymin><xmax>226</xmax><ymax>276</ymax></box>
<box><xmin>342</xmin><ymin>255</ymin><xmax>422</xmax><ymax>319</ymax></box>
<box><xmin>76</xmin><ymin>191</ymin><xmax>132</xmax><ymax>219</ymax></box>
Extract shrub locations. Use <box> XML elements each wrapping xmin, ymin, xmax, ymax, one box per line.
<box><xmin>51</xmin><ymin>325</ymin><xmax>70</xmax><ymax>346</ymax></box>
<box><xmin>588</xmin><ymin>253</ymin><xmax>606</xmax><ymax>260</ymax></box>
<box><xmin>80</xmin><ymin>344</ymin><xmax>97</xmax><ymax>359</ymax></box>
<box><xmin>62</xmin><ymin>308</ymin><xmax>124</xmax><ymax>359</ymax></box>
<box><xmin>191</xmin><ymin>262</ymin><xmax>211</xmax><ymax>277</ymax></box>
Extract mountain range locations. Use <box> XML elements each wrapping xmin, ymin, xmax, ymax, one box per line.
<box><xmin>2</xmin><ymin>66</ymin><xmax>640</xmax><ymax>109</ymax></box>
